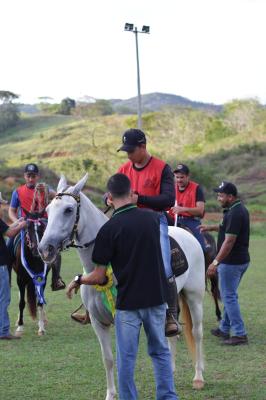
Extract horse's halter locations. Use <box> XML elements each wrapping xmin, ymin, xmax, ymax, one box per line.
<box><xmin>55</xmin><ymin>192</ymin><xmax>95</xmax><ymax>249</ymax></box>
<box><xmin>26</xmin><ymin>217</ymin><xmax>47</xmax><ymax>254</ymax></box>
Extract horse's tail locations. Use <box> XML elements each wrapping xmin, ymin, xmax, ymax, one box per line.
<box><xmin>180</xmin><ymin>293</ymin><xmax>196</xmax><ymax>363</ymax></box>
<box><xmin>27</xmin><ymin>281</ymin><xmax>37</xmax><ymax>320</ymax></box>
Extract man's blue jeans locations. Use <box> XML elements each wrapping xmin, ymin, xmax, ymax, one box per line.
<box><xmin>218</xmin><ymin>262</ymin><xmax>249</xmax><ymax>336</ymax></box>
<box><xmin>0</xmin><ymin>265</ymin><xmax>11</xmax><ymax>337</ymax></box>
<box><xmin>115</xmin><ymin>304</ymin><xmax>179</xmax><ymax>400</ymax></box>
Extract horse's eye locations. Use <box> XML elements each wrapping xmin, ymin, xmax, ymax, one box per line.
<box><xmin>64</xmin><ymin>207</ymin><xmax>73</xmax><ymax>214</ymax></box>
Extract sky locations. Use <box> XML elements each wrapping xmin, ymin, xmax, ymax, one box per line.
<box><xmin>1</xmin><ymin>0</ymin><xmax>266</xmax><ymax>105</ymax></box>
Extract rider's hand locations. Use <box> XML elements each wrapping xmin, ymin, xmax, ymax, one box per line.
<box><xmin>18</xmin><ymin>218</ymin><xmax>27</xmax><ymax>229</ymax></box>
<box><xmin>66</xmin><ymin>281</ymin><xmax>80</xmax><ymax>299</ymax></box>
<box><xmin>171</xmin><ymin>205</ymin><xmax>183</xmax><ymax>215</ymax></box>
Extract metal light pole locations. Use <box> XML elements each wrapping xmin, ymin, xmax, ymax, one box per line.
<box><xmin>124</xmin><ymin>23</ymin><xmax>150</xmax><ymax>129</ymax></box>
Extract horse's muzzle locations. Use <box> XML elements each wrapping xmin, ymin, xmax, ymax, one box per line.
<box><xmin>38</xmin><ymin>243</ymin><xmax>57</xmax><ymax>264</ymax></box>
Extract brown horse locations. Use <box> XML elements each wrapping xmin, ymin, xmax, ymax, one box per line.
<box><xmin>176</xmin><ymin>223</ymin><xmax>222</xmax><ymax>321</ymax></box>
<box><xmin>12</xmin><ymin>210</ymin><xmax>51</xmax><ymax>336</ymax></box>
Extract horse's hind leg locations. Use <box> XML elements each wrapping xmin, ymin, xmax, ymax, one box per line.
<box><xmin>183</xmin><ymin>293</ymin><xmax>205</xmax><ymax>389</ymax></box>
<box><xmin>15</xmin><ymin>283</ymin><xmax>26</xmax><ymax>336</ymax></box>
<box><xmin>90</xmin><ymin>317</ymin><xmax>116</xmax><ymax>400</ymax></box>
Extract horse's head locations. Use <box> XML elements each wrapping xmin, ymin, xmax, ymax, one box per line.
<box><xmin>38</xmin><ymin>174</ymin><xmax>88</xmax><ymax>263</ymax></box>
<box><xmin>24</xmin><ymin>210</ymin><xmax>47</xmax><ymax>257</ymax></box>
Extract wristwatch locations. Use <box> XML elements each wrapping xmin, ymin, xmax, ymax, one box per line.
<box><xmin>213</xmin><ymin>259</ymin><xmax>219</xmax><ymax>267</ymax></box>
<box><xmin>74</xmin><ymin>274</ymin><xmax>83</xmax><ymax>285</ymax></box>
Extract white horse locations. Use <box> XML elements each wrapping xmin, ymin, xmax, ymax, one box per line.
<box><xmin>38</xmin><ymin>174</ymin><xmax>205</xmax><ymax>399</ymax></box>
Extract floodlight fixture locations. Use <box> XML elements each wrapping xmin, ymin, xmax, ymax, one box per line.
<box><xmin>124</xmin><ymin>23</ymin><xmax>134</xmax><ymax>31</ymax></box>
<box><xmin>124</xmin><ymin>22</ymin><xmax>150</xmax><ymax>128</ymax></box>
<box><xmin>142</xmin><ymin>25</ymin><xmax>150</xmax><ymax>34</ymax></box>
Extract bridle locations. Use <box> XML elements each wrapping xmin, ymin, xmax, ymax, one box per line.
<box><xmin>55</xmin><ymin>192</ymin><xmax>96</xmax><ymax>249</ymax></box>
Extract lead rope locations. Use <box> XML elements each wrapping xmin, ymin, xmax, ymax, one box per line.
<box><xmin>20</xmin><ymin>228</ymin><xmax>47</xmax><ymax>305</ymax></box>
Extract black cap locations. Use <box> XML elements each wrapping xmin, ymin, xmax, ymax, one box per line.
<box><xmin>173</xmin><ymin>164</ymin><xmax>190</xmax><ymax>175</ymax></box>
<box><xmin>24</xmin><ymin>163</ymin><xmax>39</xmax><ymax>174</ymax></box>
<box><xmin>213</xmin><ymin>181</ymin><xmax>237</xmax><ymax>196</ymax></box>
<box><xmin>117</xmin><ymin>129</ymin><xmax>146</xmax><ymax>152</ymax></box>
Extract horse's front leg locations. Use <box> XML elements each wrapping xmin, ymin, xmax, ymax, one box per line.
<box><xmin>37</xmin><ymin>304</ymin><xmax>46</xmax><ymax>336</ymax></box>
<box><xmin>15</xmin><ymin>282</ymin><xmax>26</xmax><ymax>336</ymax></box>
<box><xmin>90</xmin><ymin>316</ymin><xmax>116</xmax><ymax>400</ymax></box>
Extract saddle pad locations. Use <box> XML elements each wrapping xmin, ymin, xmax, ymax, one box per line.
<box><xmin>169</xmin><ymin>236</ymin><xmax>188</xmax><ymax>277</ymax></box>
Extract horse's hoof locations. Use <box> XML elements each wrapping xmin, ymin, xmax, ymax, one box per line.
<box><xmin>15</xmin><ymin>330</ymin><xmax>23</xmax><ymax>337</ymax></box>
<box><xmin>38</xmin><ymin>330</ymin><xmax>45</xmax><ymax>336</ymax></box>
<box><xmin>193</xmin><ymin>380</ymin><xmax>204</xmax><ymax>390</ymax></box>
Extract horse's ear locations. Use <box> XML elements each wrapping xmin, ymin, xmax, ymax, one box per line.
<box><xmin>71</xmin><ymin>173</ymin><xmax>88</xmax><ymax>195</ymax></box>
<box><xmin>57</xmin><ymin>174</ymin><xmax>68</xmax><ymax>193</ymax></box>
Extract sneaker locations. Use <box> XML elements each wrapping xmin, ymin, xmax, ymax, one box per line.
<box><xmin>211</xmin><ymin>328</ymin><xmax>230</xmax><ymax>340</ymax></box>
<box><xmin>0</xmin><ymin>334</ymin><xmax>21</xmax><ymax>340</ymax></box>
<box><xmin>223</xmin><ymin>336</ymin><xmax>248</xmax><ymax>346</ymax></box>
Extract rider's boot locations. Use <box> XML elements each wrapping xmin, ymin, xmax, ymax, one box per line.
<box><xmin>51</xmin><ymin>255</ymin><xmax>66</xmax><ymax>291</ymax></box>
<box><xmin>165</xmin><ymin>276</ymin><xmax>182</xmax><ymax>337</ymax></box>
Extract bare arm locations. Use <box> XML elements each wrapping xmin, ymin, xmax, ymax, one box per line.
<box><xmin>199</xmin><ymin>224</ymin><xmax>219</xmax><ymax>233</ymax></box>
<box><xmin>207</xmin><ymin>234</ymin><xmax>237</xmax><ymax>277</ymax></box>
<box><xmin>66</xmin><ymin>266</ymin><xmax>107</xmax><ymax>299</ymax></box>
<box><xmin>5</xmin><ymin>219</ymin><xmax>27</xmax><ymax>238</ymax></box>
<box><xmin>8</xmin><ymin>207</ymin><xmax>19</xmax><ymax>223</ymax></box>
<box><xmin>171</xmin><ymin>201</ymin><xmax>205</xmax><ymax>218</ymax></box>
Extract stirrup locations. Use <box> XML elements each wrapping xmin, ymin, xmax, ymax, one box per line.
<box><xmin>71</xmin><ymin>304</ymin><xmax>91</xmax><ymax>325</ymax></box>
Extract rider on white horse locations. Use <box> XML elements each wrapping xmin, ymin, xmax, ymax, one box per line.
<box><xmin>66</xmin><ymin>173</ymin><xmax>179</xmax><ymax>400</ymax></box>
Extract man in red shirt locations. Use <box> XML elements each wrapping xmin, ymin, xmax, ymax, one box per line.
<box><xmin>169</xmin><ymin>164</ymin><xmax>207</xmax><ymax>252</ymax></box>
<box><xmin>117</xmin><ymin>128</ymin><xmax>180</xmax><ymax>336</ymax></box>
<box><xmin>8</xmin><ymin>163</ymin><xmax>65</xmax><ymax>291</ymax></box>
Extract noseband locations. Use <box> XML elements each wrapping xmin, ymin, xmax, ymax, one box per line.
<box><xmin>55</xmin><ymin>192</ymin><xmax>95</xmax><ymax>249</ymax></box>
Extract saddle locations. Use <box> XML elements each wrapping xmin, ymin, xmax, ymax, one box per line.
<box><xmin>169</xmin><ymin>236</ymin><xmax>188</xmax><ymax>277</ymax></box>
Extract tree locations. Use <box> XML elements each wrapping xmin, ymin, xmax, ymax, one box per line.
<box><xmin>0</xmin><ymin>90</ymin><xmax>20</xmax><ymax>132</ymax></box>
<box><xmin>59</xmin><ymin>97</ymin><xmax>76</xmax><ymax>115</ymax></box>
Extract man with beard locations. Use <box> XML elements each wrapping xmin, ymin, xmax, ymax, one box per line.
<box><xmin>200</xmin><ymin>181</ymin><xmax>250</xmax><ymax>346</ymax></box>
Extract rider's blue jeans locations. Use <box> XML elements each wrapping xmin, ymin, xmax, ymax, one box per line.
<box><xmin>115</xmin><ymin>304</ymin><xmax>179</xmax><ymax>400</ymax></box>
<box><xmin>176</xmin><ymin>217</ymin><xmax>206</xmax><ymax>251</ymax></box>
<box><xmin>218</xmin><ymin>262</ymin><xmax>249</xmax><ymax>336</ymax></box>
<box><xmin>159</xmin><ymin>214</ymin><xmax>172</xmax><ymax>279</ymax></box>
<box><xmin>0</xmin><ymin>265</ymin><xmax>11</xmax><ymax>337</ymax></box>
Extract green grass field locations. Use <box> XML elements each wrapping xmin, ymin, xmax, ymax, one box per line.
<box><xmin>1</xmin><ymin>237</ymin><xmax>265</xmax><ymax>400</ymax></box>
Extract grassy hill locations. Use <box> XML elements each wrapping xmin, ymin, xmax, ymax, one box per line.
<box><xmin>0</xmin><ymin>100</ymin><xmax>266</xmax><ymax>213</ymax></box>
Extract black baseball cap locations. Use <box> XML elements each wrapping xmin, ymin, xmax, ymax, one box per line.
<box><xmin>213</xmin><ymin>181</ymin><xmax>237</xmax><ymax>196</ymax></box>
<box><xmin>24</xmin><ymin>163</ymin><xmax>39</xmax><ymax>174</ymax></box>
<box><xmin>173</xmin><ymin>164</ymin><xmax>190</xmax><ymax>175</ymax></box>
<box><xmin>117</xmin><ymin>129</ymin><xmax>146</xmax><ymax>152</ymax></box>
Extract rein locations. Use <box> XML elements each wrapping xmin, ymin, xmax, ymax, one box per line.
<box><xmin>55</xmin><ymin>192</ymin><xmax>96</xmax><ymax>249</ymax></box>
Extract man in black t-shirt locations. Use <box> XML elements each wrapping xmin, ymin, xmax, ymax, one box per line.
<box><xmin>200</xmin><ymin>181</ymin><xmax>250</xmax><ymax>346</ymax></box>
<box><xmin>66</xmin><ymin>174</ymin><xmax>179</xmax><ymax>400</ymax></box>
<box><xmin>0</xmin><ymin>193</ymin><xmax>26</xmax><ymax>340</ymax></box>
